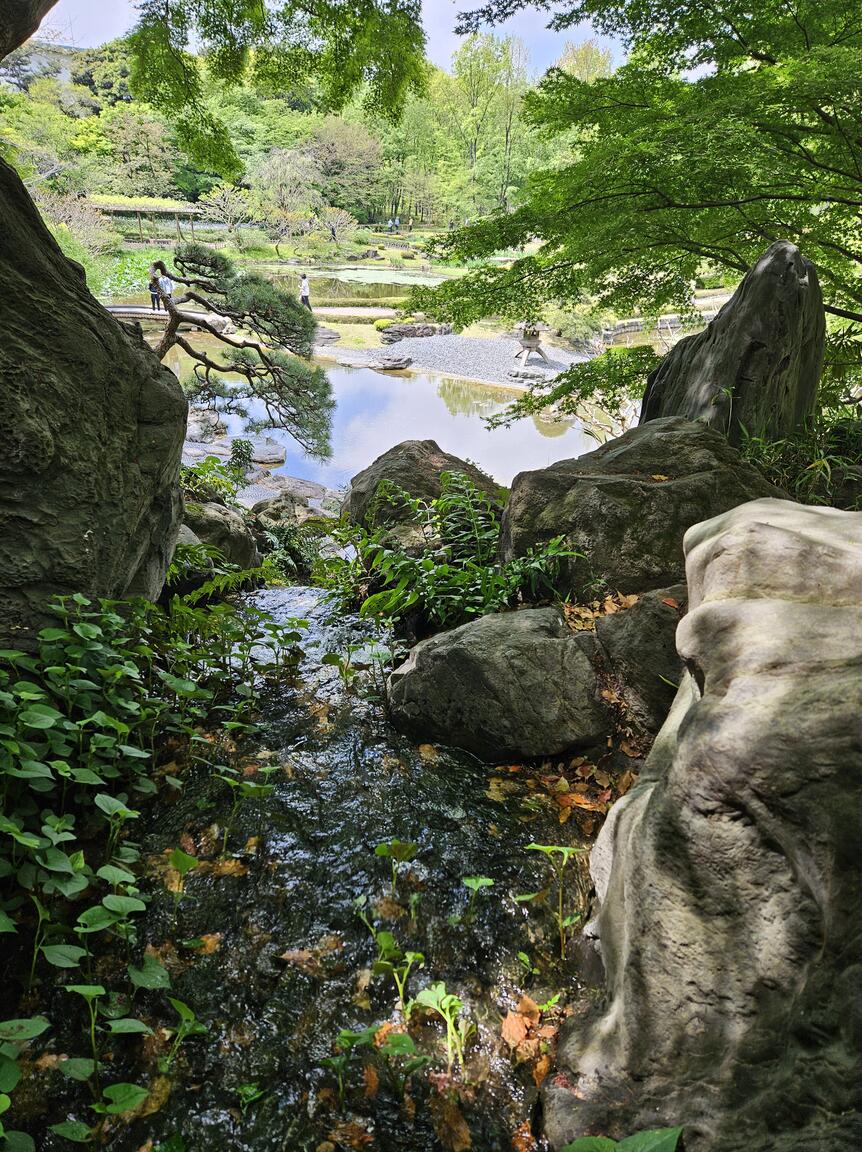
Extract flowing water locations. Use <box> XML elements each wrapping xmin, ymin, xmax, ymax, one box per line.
<box><xmin>65</xmin><ymin>588</ymin><xmax>588</xmax><ymax>1152</ymax></box>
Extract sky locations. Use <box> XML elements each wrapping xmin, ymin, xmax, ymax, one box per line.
<box><xmin>40</xmin><ymin>0</ymin><xmax>614</xmax><ymax>77</ymax></box>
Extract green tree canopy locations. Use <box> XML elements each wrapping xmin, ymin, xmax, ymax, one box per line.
<box><xmin>127</xmin><ymin>0</ymin><xmax>427</xmax><ymax>177</ymax></box>
<box><xmin>425</xmin><ymin>0</ymin><xmax>862</xmax><ymax>403</ymax></box>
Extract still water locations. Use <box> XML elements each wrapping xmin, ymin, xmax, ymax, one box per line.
<box><xmin>164</xmin><ymin>354</ymin><xmax>605</xmax><ymax>490</ymax></box>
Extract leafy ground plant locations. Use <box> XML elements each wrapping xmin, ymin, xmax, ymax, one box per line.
<box><xmin>562</xmin><ymin>1126</ymin><xmax>684</xmax><ymax>1152</ymax></box>
<box><xmin>412</xmin><ymin>982</ymin><xmax>474</xmax><ymax>1073</ymax></box>
<box><xmin>321</xmin><ymin>471</ymin><xmax>579</xmax><ymax>633</ymax></box>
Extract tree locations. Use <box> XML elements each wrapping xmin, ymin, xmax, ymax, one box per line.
<box><xmin>199</xmin><ymin>183</ymin><xmax>252</xmax><ymax>238</ymax></box>
<box><xmin>255</xmin><ymin>148</ymin><xmax>321</xmax><ymax>252</ymax></box>
<box><xmin>126</xmin><ymin>0</ymin><xmax>427</xmax><ymax>177</ymax></box>
<box><xmin>320</xmin><ymin>205</ymin><xmax>359</xmax><ymax>243</ymax></box>
<box><xmin>555</xmin><ymin>38</ymin><xmax>613</xmax><ymax>82</ymax></box>
<box><xmin>154</xmin><ymin>244</ymin><xmax>333</xmax><ymax>456</ymax></box>
<box><xmin>426</xmin><ymin>0</ymin><xmax>862</xmax><ymax>411</ymax></box>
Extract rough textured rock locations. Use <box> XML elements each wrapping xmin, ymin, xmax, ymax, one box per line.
<box><xmin>388</xmin><ymin>607</ymin><xmax>607</xmax><ymax>761</ymax></box>
<box><xmin>500</xmin><ymin>417</ymin><xmax>778</xmax><ymax>594</ymax></box>
<box><xmin>380</xmin><ymin>322</ymin><xmax>452</xmax><ymax>344</ymax></box>
<box><xmin>0</xmin><ymin>156</ymin><xmax>187</xmax><ymax>644</ymax></box>
<box><xmin>186</xmin><ymin>409</ymin><xmax>225</xmax><ymax>443</ymax></box>
<box><xmin>594</xmin><ymin>585</ymin><xmax>686</xmax><ymax>737</ymax></box>
<box><xmin>183</xmin><ymin>502</ymin><xmax>259</xmax><ymax>568</ymax></box>
<box><xmin>640</xmin><ymin>242</ymin><xmax>824</xmax><ymax>443</ymax></box>
<box><xmin>252</xmin><ymin>491</ymin><xmax>331</xmax><ymax>529</ymax></box>
<box><xmin>366</xmin><ymin>355</ymin><xmax>413</xmax><ymax>371</ymax></box>
<box><xmin>344</xmin><ymin>440</ymin><xmax>502</xmax><ymax>527</ymax></box>
<box><xmin>544</xmin><ymin>498</ymin><xmax>862</xmax><ymax>1152</ymax></box>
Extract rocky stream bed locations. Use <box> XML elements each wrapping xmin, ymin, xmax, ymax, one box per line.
<box><xmin>20</xmin><ymin>587</ymin><xmax>602</xmax><ymax>1152</ymax></box>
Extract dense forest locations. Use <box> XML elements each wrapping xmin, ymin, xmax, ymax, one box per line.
<box><xmin>0</xmin><ymin>34</ymin><xmax>610</xmax><ymax>228</ymax></box>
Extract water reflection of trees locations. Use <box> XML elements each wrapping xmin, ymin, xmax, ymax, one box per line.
<box><xmin>437</xmin><ymin>377</ymin><xmax>507</xmax><ymax>419</ymax></box>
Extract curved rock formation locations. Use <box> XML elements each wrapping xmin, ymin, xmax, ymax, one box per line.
<box><xmin>544</xmin><ymin>498</ymin><xmax>862</xmax><ymax>1152</ymax></box>
<box><xmin>500</xmin><ymin>417</ymin><xmax>777</xmax><ymax>595</ymax></box>
<box><xmin>0</xmin><ymin>157</ymin><xmax>187</xmax><ymax>644</ymax></box>
<box><xmin>640</xmin><ymin>241</ymin><xmax>824</xmax><ymax>443</ymax></box>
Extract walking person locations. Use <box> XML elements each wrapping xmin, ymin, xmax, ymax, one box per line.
<box><xmin>157</xmin><ymin>271</ymin><xmax>174</xmax><ymax>306</ymax></box>
<box><xmin>299</xmin><ymin>273</ymin><xmax>312</xmax><ymax>310</ymax></box>
<box><xmin>148</xmin><ymin>270</ymin><xmax>161</xmax><ymax>311</ymax></box>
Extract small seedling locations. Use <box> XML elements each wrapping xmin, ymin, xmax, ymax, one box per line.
<box><xmin>461</xmin><ymin>875</ymin><xmax>494</xmax><ymax>919</ymax></box>
<box><xmin>64</xmin><ymin>985</ymin><xmax>105</xmax><ymax>1086</ymax></box>
<box><xmin>217</xmin><ymin>773</ymin><xmax>274</xmax><ymax>855</ymax></box>
<box><xmin>168</xmin><ymin>847</ymin><xmax>199</xmax><ymax>916</ymax></box>
<box><xmin>525</xmin><ymin>843</ymin><xmax>588</xmax><ymax>959</ymax></box>
<box><xmin>374</xmin><ymin>838</ymin><xmax>418</xmax><ymax>894</ymax></box>
<box><xmin>236</xmin><ymin>1082</ymin><xmax>267</xmax><ymax>1116</ymax></box>
<box><xmin>379</xmin><ymin>1031</ymin><xmax>431</xmax><ymax>1097</ymax></box>
<box><xmin>161</xmin><ymin>998</ymin><xmax>207</xmax><ymax>1070</ymax></box>
<box><xmin>517</xmin><ymin>951</ymin><xmax>540</xmax><ymax>977</ymax></box>
<box><xmin>374</xmin><ymin>948</ymin><xmax>424</xmax><ymax>1015</ymax></box>
<box><xmin>322</xmin><ymin>1026</ymin><xmax>377</xmax><ymax>1105</ymax></box>
<box><xmin>413</xmin><ymin>982</ymin><xmax>474</xmax><ymax>1073</ymax></box>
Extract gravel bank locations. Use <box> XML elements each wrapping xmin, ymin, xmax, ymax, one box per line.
<box><xmin>323</xmin><ymin>333</ymin><xmax>588</xmax><ymax>388</ymax></box>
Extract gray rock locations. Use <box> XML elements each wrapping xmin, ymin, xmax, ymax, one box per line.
<box><xmin>380</xmin><ymin>322</ymin><xmax>452</xmax><ymax>344</ymax></box>
<box><xmin>186</xmin><ymin>408</ymin><xmax>225</xmax><ymax>443</ymax></box>
<box><xmin>252</xmin><ymin>492</ymin><xmax>329</xmax><ymax>529</ymax></box>
<box><xmin>544</xmin><ymin>498</ymin><xmax>862</xmax><ymax>1152</ymax></box>
<box><xmin>594</xmin><ymin>585</ymin><xmax>686</xmax><ymax>738</ymax></box>
<box><xmin>174</xmin><ymin>524</ymin><xmax>202</xmax><ymax>548</ymax></box>
<box><xmin>640</xmin><ymin>241</ymin><xmax>824</xmax><ymax>444</ymax></box>
<box><xmin>388</xmin><ymin>607</ymin><xmax>608</xmax><ymax>761</ymax></box>
<box><xmin>315</xmin><ymin>326</ymin><xmax>341</xmax><ymax>345</ymax></box>
<box><xmin>183</xmin><ymin>501</ymin><xmax>259</xmax><ymax>568</ymax></box>
<box><xmin>344</xmin><ymin>439</ymin><xmax>502</xmax><ymax>527</ymax></box>
<box><xmin>366</xmin><ymin>355</ymin><xmax>413</xmax><ymax>371</ymax></box>
<box><xmin>0</xmin><ymin>157</ymin><xmax>186</xmax><ymax>644</ymax></box>
<box><xmin>500</xmin><ymin>417</ymin><xmax>778</xmax><ymax>595</ymax></box>
<box><xmin>200</xmin><ymin>435</ymin><xmax>287</xmax><ymax>467</ymax></box>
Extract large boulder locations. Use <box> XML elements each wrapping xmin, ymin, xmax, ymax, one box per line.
<box><xmin>640</xmin><ymin>241</ymin><xmax>824</xmax><ymax>444</ymax></box>
<box><xmin>388</xmin><ymin>607</ymin><xmax>607</xmax><ymax>761</ymax></box>
<box><xmin>500</xmin><ymin>417</ymin><xmax>778</xmax><ymax>595</ymax></box>
<box><xmin>0</xmin><ymin>157</ymin><xmax>186</xmax><ymax>645</ymax></box>
<box><xmin>183</xmin><ymin>502</ymin><xmax>259</xmax><ymax>569</ymax></box>
<box><xmin>544</xmin><ymin>498</ymin><xmax>862</xmax><ymax>1152</ymax></box>
<box><xmin>344</xmin><ymin>440</ymin><xmax>502</xmax><ymax>527</ymax></box>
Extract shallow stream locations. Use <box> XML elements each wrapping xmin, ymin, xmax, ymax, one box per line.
<box><xmin>30</xmin><ymin>588</ymin><xmax>591</xmax><ymax>1151</ymax></box>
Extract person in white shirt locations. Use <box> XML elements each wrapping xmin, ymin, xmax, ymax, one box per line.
<box><xmin>299</xmin><ymin>274</ymin><xmax>312</xmax><ymax>310</ymax></box>
<box><xmin>158</xmin><ymin>274</ymin><xmax>174</xmax><ymax>303</ymax></box>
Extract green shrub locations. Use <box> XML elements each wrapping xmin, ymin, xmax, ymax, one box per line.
<box><xmin>320</xmin><ymin>471</ymin><xmax>579</xmax><ymax>632</ymax></box>
<box><xmin>739</xmin><ymin>407</ymin><xmax>862</xmax><ymax>508</ymax></box>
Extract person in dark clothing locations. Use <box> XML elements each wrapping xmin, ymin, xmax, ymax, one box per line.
<box><xmin>149</xmin><ymin>273</ymin><xmax>161</xmax><ymax>310</ymax></box>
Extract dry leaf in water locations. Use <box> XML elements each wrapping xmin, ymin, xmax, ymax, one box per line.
<box><xmin>501</xmin><ymin>1011</ymin><xmax>529</xmax><ymax>1048</ymax></box>
<box><xmin>429</xmin><ymin>1093</ymin><xmax>472</xmax><ymax>1152</ymax></box>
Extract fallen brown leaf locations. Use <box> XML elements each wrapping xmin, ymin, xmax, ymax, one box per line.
<box><xmin>661</xmin><ymin>596</ymin><xmax>680</xmax><ymax>609</ymax></box>
<box><xmin>501</xmin><ymin>1011</ymin><xmax>529</xmax><ymax>1048</ymax></box>
<box><xmin>512</xmin><ymin>1121</ymin><xmax>537</xmax><ymax>1152</ymax></box>
<box><xmin>532</xmin><ymin>1054</ymin><xmax>552</xmax><ymax>1087</ymax></box>
<box><xmin>429</xmin><ymin>1093</ymin><xmax>472</xmax><ymax>1152</ymax></box>
<box><xmin>363</xmin><ymin>1063</ymin><xmax>379</xmax><ymax>1099</ymax></box>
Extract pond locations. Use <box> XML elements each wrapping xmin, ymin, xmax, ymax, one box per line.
<box><xmin>165</xmin><ymin>352</ymin><xmax>607</xmax><ymax>490</ymax></box>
